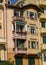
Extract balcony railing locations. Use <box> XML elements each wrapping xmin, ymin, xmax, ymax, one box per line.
<box><xmin>41</xmin><ymin>44</ymin><xmax>46</xmax><ymax>50</ymax></box>
<box><xmin>13</xmin><ymin>32</ymin><xmax>26</xmax><ymax>39</ymax></box>
<box><xmin>14</xmin><ymin>47</ymin><xmax>27</xmax><ymax>55</ymax></box>
<box><xmin>40</xmin><ymin>13</ymin><xmax>46</xmax><ymax>19</ymax></box>
<box><xmin>12</xmin><ymin>16</ymin><xmax>25</xmax><ymax>22</ymax></box>
<box><xmin>40</xmin><ymin>28</ymin><xmax>46</xmax><ymax>34</ymax></box>
<box><xmin>16</xmin><ymin>30</ymin><xmax>27</xmax><ymax>33</ymax></box>
<box><xmin>28</xmin><ymin>48</ymin><xmax>40</xmax><ymax>55</ymax></box>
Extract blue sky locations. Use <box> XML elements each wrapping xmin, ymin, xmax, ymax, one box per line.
<box><xmin>11</xmin><ymin>0</ymin><xmax>18</xmax><ymax>4</ymax></box>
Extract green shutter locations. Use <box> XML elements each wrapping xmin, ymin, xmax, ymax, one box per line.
<box><xmin>41</xmin><ymin>21</ymin><xmax>45</xmax><ymax>28</ymax></box>
<box><xmin>28</xmin><ymin>57</ymin><xmax>35</xmax><ymax>65</ymax></box>
<box><xmin>16</xmin><ymin>57</ymin><xmax>23</xmax><ymax>65</ymax></box>
<box><xmin>43</xmin><ymin>36</ymin><xmax>46</xmax><ymax>43</ymax></box>
<box><xmin>40</xmin><ymin>8</ymin><xmax>44</xmax><ymax>13</ymax></box>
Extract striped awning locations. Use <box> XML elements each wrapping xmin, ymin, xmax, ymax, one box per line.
<box><xmin>16</xmin><ymin>21</ymin><xmax>25</xmax><ymax>25</ymax></box>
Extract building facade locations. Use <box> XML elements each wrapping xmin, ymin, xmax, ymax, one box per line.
<box><xmin>0</xmin><ymin>0</ymin><xmax>7</xmax><ymax>61</ymax></box>
<box><xmin>0</xmin><ymin>0</ymin><xmax>46</xmax><ymax>65</ymax></box>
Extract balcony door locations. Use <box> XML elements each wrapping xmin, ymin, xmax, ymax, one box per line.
<box><xmin>16</xmin><ymin>57</ymin><xmax>23</xmax><ymax>65</ymax></box>
<box><xmin>28</xmin><ymin>57</ymin><xmax>35</xmax><ymax>65</ymax></box>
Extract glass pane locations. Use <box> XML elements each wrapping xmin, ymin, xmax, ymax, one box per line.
<box><xmin>30</xmin><ymin>26</ymin><xmax>35</xmax><ymax>34</ymax></box>
<box><xmin>30</xmin><ymin>12</ymin><xmax>34</xmax><ymax>18</ymax></box>
<box><xmin>31</xmin><ymin>41</ymin><xmax>36</xmax><ymax>49</ymax></box>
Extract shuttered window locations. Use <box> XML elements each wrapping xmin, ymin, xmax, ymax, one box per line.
<box><xmin>43</xmin><ymin>36</ymin><xmax>46</xmax><ymax>43</ymax></box>
<box><xmin>28</xmin><ymin>57</ymin><xmax>35</xmax><ymax>65</ymax></box>
<box><xmin>16</xmin><ymin>57</ymin><xmax>23</xmax><ymax>65</ymax></box>
<box><xmin>44</xmin><ymin>52</ymin><xmax>46</xmax><ymax>62</ymax></box>
<box><xmin>30</xmin><ymin>26</ymin><xmax>35</xmax><ymax>34</ymax></box>
<box><xmin>41</xmin><ymin>21</ymin><xmax>45</xmax><ymax>28</ymax></box>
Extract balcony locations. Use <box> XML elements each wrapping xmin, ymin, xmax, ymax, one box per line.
<box><xmin>40</xmin><ymin>13</ymin><xmax>46</xmax><ymax>20</ymax></box>
<box><xmin>40</xmin><ymin>28</ymin><xmax>46</xmax><ymax>34</ymax></box>
<box><xmin>13</xmin><ymin>32</ymin><xmax>26</xmax><ymax>39</ymax></box>
<box><xmin>14</xmin><ymin>47</ymin><xmax>27</xmax><ymax>55</ymax></box>
<box><xmin>12</xmin><ymin>16</ymin><xmax>25</xmax><ymax>22</ymax></box>
<box><xmin>28</xmin><ymin>48</ymin><xmax>40</xmax><ymax>55</ymax></box>
<box><xmin>0</xmin><ymin>38</ymin><xmax>6</xmax><ymax>44</ymax></box>
<box><xmin>16</xmin><ymin>29</ymin><xmax>27</xmax><ymax>33</ymax></box>
<box><xmin>41</xmin><ymin>44</ymin><xmax>46</xmax><ymax>50</ymax></box>
<box><xmin>39</xmin><ymin>0</ymin><xmax>46</xmax><ymax>6</ymax></box>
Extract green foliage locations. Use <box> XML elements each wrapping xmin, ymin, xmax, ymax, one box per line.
<box><xmin>0</xmin><ymin>61</ymin><xmax>14</xmax><ymax>65</ymax></box>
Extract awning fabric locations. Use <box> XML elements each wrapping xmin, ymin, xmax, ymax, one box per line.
<box><xmin>16</xmin><ymin>21</ymin><xmax>25</xmax><ymax>25</ymax></box>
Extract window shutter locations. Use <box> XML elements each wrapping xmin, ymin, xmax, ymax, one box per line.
<box><xmin>36</xmin><ymin>27</ymin><xmax>38</xmax><ymax>34</ymax></box>
<box><xmin>43</xmin><ymin>36</ymin><xmax>46</xmax><ymax>43</ymax></box>
<box><xmin>27</xmin><ymin>26</ymin><xmax>30</xmax><ymax>33</ymax></box>
<box><xmin>28</xmin><ymin>57</ymin><xmax>35</xmax><ymax>65</ymax></box>
<box><xmin>27</xmin><ymin>11</ymin><xmax>29</xmax><ymax>17</ymax></box>
<box><xmin>23</xmin><ymin>24</ymin><xmax>27</xmax><ymax>32</ymax></box>
<box><xmin>16</xmin><ymin>57</ymin><xmax>23</xmax><ymax>65</ymax></box>
<box><xmin>35</xmin><ymin>13</ymin><xmax>37</xmax><ymax>19</ymax></box>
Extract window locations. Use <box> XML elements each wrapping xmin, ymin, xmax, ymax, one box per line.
<box><xmin>16</xmin><ymin>57</ymin><xmax>23</xmax><ymax>65</ymax></box>
<box><xmin>30</xmin><ymin>26</ymin><xmax>35</xmax><ymax>34</ymax></box>
<box><xmin>43</xmin><ymin>36</ymin><xmax>46</xmax><ymax>43</ymax></box>
<box><xmin>19</xmin><ymin>3</ymin><xmax>23</xmax><ymax>7</ymax></box>
<box><xmin>41</xmin><ymin>21</ymin><xmax>45</xmax><ymax>27</ymax></box>
<box><xmin>17</xmin><ymin>39</ymin><xmax>25</xmax><ymax>49</ymax></box>
<box><xmin>30</xmin><ymin>12</ymin><xmax>37</xmax><ymax>19</ymax></box>
<box><xmin>41</xmin><ymin>21</ymin><xmax>46</xmax><ymax>28</ymax></box>
<box><xmin>27</xmin><ymin>11</ymin><xmax>37</xmax><ymax>19</ymax></box>
<box><xmin>14</xmin><ymin>10</ymin><xmax>19</xmax><ymax>16</ymax></box>
<box><xmin>44</xmin><ymin>52</ymin><xmax>46</xmax><ymax>62</ymax></box>
<box><xmin>30</xmin><ymin>12</ymin><xmax>34</xmax><ymax>18</ymax></box>
<box><xmin>31</xmin><ymin>41</ymin><xmax>36</xmax><ymax>49</ymax></box>
<box><xmin>40</xmin><ymin>7</ymin><xmax>44</xmax><ymax>13</ymax></box>
<box><xmin>20</xmin><ymin>10</ymin><xmax>23</xmax><ymax>17</ymax></box>
<box><xmin>28</xmin><ymin>41</ymin><xmax>30</xmax><ymax>48</ymax></box>
<box><xmin>28</xmin><ymin>57</ymin><xmax>35</xmax><ymax>65</ymax></box>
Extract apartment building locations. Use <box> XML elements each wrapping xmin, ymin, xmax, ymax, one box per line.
<box><xmin>0</xmin><ymin>0</ymin><xmax>46</xmax><ymax>65</ymax></box>
<box><xmin>0</xmin><ymin>0</ymin><xmax>7</xmax><ymax>61</ymax></box>
<box><xmin>39</xmin><ymin>0</ymin><xmax>46</xmax><ymax>65</ymax></box>
<box><xmin>6</xmin><ymin>0</ymin><xmax>40</xmax><ymax>65</ymax></box>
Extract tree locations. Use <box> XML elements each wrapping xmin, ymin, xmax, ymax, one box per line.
<box><xmin>0</xmin><ymin>61</ymin><xmax>14</xmax><ymax>65</ymax></box>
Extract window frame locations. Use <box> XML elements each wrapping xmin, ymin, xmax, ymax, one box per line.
<box><xmin>30</xmin><ymin>26</ymin><xmax>35</xmax><ymax>34</ymax></box>
<box><xmin>31</xmin><ymin>41</ymin><xmax>36</xmax><ymax>49</ymax></box>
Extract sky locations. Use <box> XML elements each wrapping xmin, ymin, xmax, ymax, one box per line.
<box><xmin>11</xmin><ymin>0</ymin><xmax>18</xmax><ymax>4</ymax></box>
